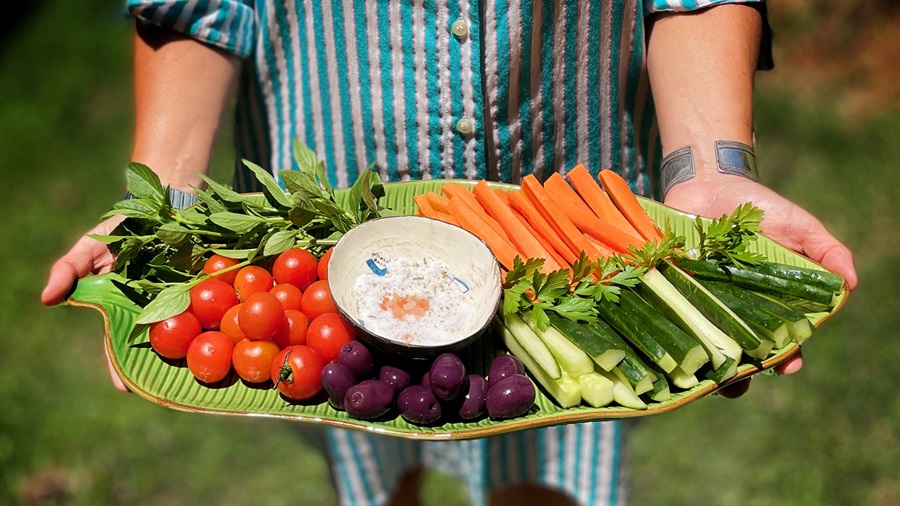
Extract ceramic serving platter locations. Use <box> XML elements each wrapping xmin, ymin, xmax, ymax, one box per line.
<box><xmin>67</xmin><ymin>180</ymin><xmax>848</xmax><ymax>440</ymax></box>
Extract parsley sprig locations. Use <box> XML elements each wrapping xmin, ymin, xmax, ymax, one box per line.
<box><xmin>690</xmin><ymin>202</ymin><xmax>765</xmax><ymax>267</ymax></box>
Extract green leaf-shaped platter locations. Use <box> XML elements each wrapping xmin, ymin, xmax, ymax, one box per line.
<box><xmin>67</xmin><ymin>180</ymin><xmax>848</xmax><ymax>440</ymax></box>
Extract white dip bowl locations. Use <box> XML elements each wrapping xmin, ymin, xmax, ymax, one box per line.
<box><xmin>328</xmin><ymin>216</ymin><xmax>502</xmax><ymax>360</ymax></box>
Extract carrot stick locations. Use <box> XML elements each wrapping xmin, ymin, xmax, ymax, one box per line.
<box><xmin>596</xmin><ymin>169</ymin><xmax>663</xmax><ymax>242</ymax></box>
<box><xmin>507</xmin><ymin>190</ymin><xmax>580</xmax><ymax>265</ymax></box>
<box><xmin>565</xmin><ymin>164</ymin><xmax>642</xmax><ymax>237</ymax></box>
<box><xmin>413</xmin><ymin>194</ymin><xmax>435</xmax><ymax>216</ymax></box>
<box><xmin>543</xmin><ymin>173</ymin><xmax>645</xmax><ymax>253</ymax></box>
<box><xmin>472</xmin><ymin>180</ymin><xmax>561</xmax><ymax>272</ymax></box>
<box><xmin>511</xmin><ymin>208</ymin><xmax>570</xmax><ymax>270</ymax></box>
<box><xmin>520</xmin><ymin>175</ymin><xmax>608</xmax><ymax>261</ymax></box>
<box><xmin>494</xmin><ymin>187</ymin><xmax>511</xmax><ymax>205</ymax></box>
<box><xmin>441</xmin><ymin>182</ymin><xmax>510</xmax><ymax>240</ymax></box>
<box><xmin>423</xmin><ymin>192</ymin><xmax>451</xmax><ymax>214</ymax></box>
<box><xmin>447</xmin><ymin>196</ymin><xmax>519</xmax><ymax>271</ymax></box>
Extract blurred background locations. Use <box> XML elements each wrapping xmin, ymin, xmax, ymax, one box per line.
<box><xmin>1</xmin><ymin>1</ymin><xmax>898</xmax><ymax>505</ymax></box>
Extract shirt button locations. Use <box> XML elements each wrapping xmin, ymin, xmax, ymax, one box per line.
<box><xmin>451</xmin><ymin>19</ymin><xmax>469</xmax><ymax>39</ymax></box>
<box><xmin>455</xmin><ymin>117</ymin><xmax>475</xmax><ymax>135</ymax></box>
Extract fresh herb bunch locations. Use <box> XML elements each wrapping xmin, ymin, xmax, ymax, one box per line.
<box><xmin>689</xmin><ymin>202</ymin><xmax>766</xmax><ymax>267</ymax></box>
<box><xmin>501</xmin><ymin>237</ymin><xmax>681</xmax><ymax>332</ymax></box>
<box><xmin>91</xmin><ymin>141</ymin><xmax>389</xmax><ymax>325</ymax></box>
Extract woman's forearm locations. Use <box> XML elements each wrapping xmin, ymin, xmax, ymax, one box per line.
<box><xmin>131</xmin><ymin>21</ymin><xmax>241</xmax><ymax>190</ymax></box>
<box><xmin>647</xmin><ymin>3</ymin><xmax>762</xmax><ymax>177</ymax></box>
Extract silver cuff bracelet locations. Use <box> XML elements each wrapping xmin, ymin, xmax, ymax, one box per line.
<box><xmin>124</xmin><ymin>187</ymin><xmax>200</xmax><ymax>210</ymax></box>
<box><xmin>660</xmin><ymin>140</ymin><xmax>759</xmax><ymax>198</ymax></box>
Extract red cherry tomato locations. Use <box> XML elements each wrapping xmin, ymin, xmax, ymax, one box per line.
<box><xmin>300</xmin><ymin>280</ymin><xmax>338</xmax><ymax>319</ymax></box>
<box><xmin>234</xmin><ymin>265</ymin><xmax>274</xmax><ymax>302</ymax></box>
<box><xmin>272</xmin><ymin>309</ymin><xmax>309</xmax><ymax>349</ymax></box>
<box><xmin>317</xmin><ymin>247</ymin><xmax>333</xmax><ymax>281</ymax></box>
<box><xmin>306</xmin><ymin>313</ymin><xmax>355</xmax><ymax>363</ymax></box>
<box><xmin>271</xmin><ymin>345</ymin><xmax>324</xmax><ymax>401</ymax></box>
<box><xmin>219</xmin><ymin>303</ymin><xmax>246</xmax><ymax>344</ymax></box>
<box><xmin>272</xmin><ymin>249</ymin><xmax>318</xmax><ymax>291</ymax></box>
<box><xmin>189</xmin><ymin>278</ymin><xmax>239</xmax><ymax>329</ymax></box>
<box><xmin>148</xmin><ymin>311</ymin><xmax>203</xmax><ymax>360</ymax></box>
<box><xmin>202</xmin><ymin>254</ymin><xmax>240</xmax><ymax>285</ymax></box>
<box><xmin>232</xmin><ymin>339</ymin><xmax>280</xmax><ymax>383</ymax></box>
<box><xmin>270</xmin><ymin>283</ymin><xmax>303</xmax><ymax>311</ymax></box>
<box><xmin>238</xmin><ymin>292</ymin><xmax>284</xmax><ymax>340</ymax></box>
<box><xmin>186</xmin><ymin>331</ymin><xmax>235</xmax><ymax>384</ymax></box>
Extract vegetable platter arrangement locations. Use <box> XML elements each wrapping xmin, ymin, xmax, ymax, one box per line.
<box><xmin>66</xmin><ymin>143</ymin><xmax>848</xmax><ymax>440</ymax></box>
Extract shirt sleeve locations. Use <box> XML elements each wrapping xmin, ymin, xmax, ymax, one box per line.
<box><xmin>644</xmin><ymin>0</ymin><xmax>763</xmax><ymax>14</ymax></box>
<box><xmin>124</xmin><ymin>0</ymin><xmax>257</xmax><ymax>59</ymax></box>
<box><xmin>643</xmin><ymin>0</ymin><xmax>773</xmax><ymax>70</ymax></box>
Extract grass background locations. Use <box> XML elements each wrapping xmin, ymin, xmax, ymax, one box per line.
<box><xmin>1</xmin><ymin>1</ymin><xmax>897</xmax><ymax>505</ymax></box>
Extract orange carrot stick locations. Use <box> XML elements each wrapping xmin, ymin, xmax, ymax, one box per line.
<box><xmin>596</xmin><ymin>169</ymin><xmax>663</xmax><ymax>242</ymax></box>
<box><xmin>511</xmin><ymin>208</ymin><xmax>570</xmax><ymax>270</ymax></box>
<box><xmin>543</xmin><ymin>173</ymin><xmax>645</xmax><ymax>253</ymax></box>
<box><xmin>413</xmin><ymin>194</ymin><xmax>435</xmax><ymax>216</ymax></box>
<box><xmin>472</xmin><ymin>180</ymin><xmax>561</xmax><ymax>271</ymax></box>
<box><xmin>423</xmin><ymin>192</ymin><xmax>451</xmax><ymax>214</ymax></box>
<box><xmin>441</xmin><ymin>182</ymin><xmax>510</xmax><ymax>240</ymax></box>
<box><xmin>447</xmin><ymin>196</ymin><xmax>519</xmax><ymax>271</ymax></box>
<box><xmin>493</xmin><ymin>187</ymin><xmax>511</xmax><ymax>205</ymax></box>
<box><xmin>507</xmin><ymin>190</ymin><xmax>580</xmax><ymax>265</ymax></box>
<box><xmin>566</xmin><ymin>164</ymin><xmax>641</xmax><ymax>237</ymax></box>
<box><xmin>520</xmin><ymin>175</ymin><xmax>608</xmax><ymax>261</ymax></box>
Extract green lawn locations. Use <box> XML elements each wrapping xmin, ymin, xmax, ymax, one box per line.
<box><xmin>2</xmin><ymin>1</ymin><xmax>897</xmax><ymax>505</ymax></box>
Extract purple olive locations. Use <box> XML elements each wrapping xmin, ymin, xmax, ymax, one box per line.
<box><xmin>397</xmin><ymin>385</ymin><xmax>442</xmax><ymax>425</ymax></box>
<box><xmin>321</xmin><ymin>363</ymin><xmax>358</xmax><ymax>410</ymax></box>
<box><xmin>485</xmin><ymin>374</ymin><xmax>535</xmax><ymax>420</ymax></box>
<box><xmin>458</xmin><ymin>374</ymin><xmax>488</xmax><ymax>420</ymax></box>
<box><xmin>420</xmin><ymin>372</ymin><xmax>432</xmax><ymax>390</ymax></box>
<box><xmin>344</xmin><ymin>379</ymin><xmax>394</xmax><ymax>420</ymax></box>
<box><xmin>429</xmin><ymin>353</ymin><xmax>467</xmax><ymax>401</ymax></box>
<box><xmin>338</xmin><ymin>341</ymin><xmax>376</xmax><ymax>380</ymax></box>
<box><xmin>379</xmin><ymin>366</ymin><xmax>411</xmax><ymax>396</ymax></box>
<box><xmin>488</xmin><ymin>355</ymin><xmax>525</xmax><ymax>386</ymax></box>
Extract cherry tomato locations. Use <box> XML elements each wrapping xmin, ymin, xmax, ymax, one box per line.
<box><xmin>317</xmin><ymin>247</ymin><xmax>333</xmax><ymax>281</ymax></box>
<box><xmin>234</xmin><ymin>265</ymin><xmax>274</xmax><ymax>302</ymax></box>
<box><xmin>148</xmin><ymin>311</ymin><xmax>203</xmax><ymax>359</ymax></box>
<box><xmin>300</xmin><ymin>280</ymin><xmax>338</xmax><ymax>319</ymax></box>
<box><xmin>306</xmin><ymin>313</ymin><xmax>355</xmax><ymax>363</ymax></box>
<box><xmin>272</xmin><ymin>249</ymin><xmax>318</xmax><ymax>291</ymax></box>
<box><xmin>271</xmin><ymin>345</ymin><xmax>324</xmax><ymax>401</ymax></box>
<box><xmin>270</xmin><ymin>283</ymin><xmax>303</xmax><ymax>311</ymax></box>
<box><xmin>272</xmin><ymin>309</ymin><xmax>309</xmax><ymax>349</ymax></box>
<box><xmin>186</xmin><ymin>331</ymin><xmax>235</xmax><ymax>384</ymax></box>
<box><xmin>189</xmin><ymin>278</ymin><xmax>239</xmax><ymax>329</ymax></box>
<box><xmin>232</xmin><ymin>339</ymin><xmax>280</xmax><ymax>383</ymax></box>
<box><xmin>238</xmin><ymin>292</ymin><xmax>284</xmax><ymax>340</ymax></box>
<box><xmin>202</xmin><ymin>254</ymin><xmax>240</xmax><ymax>285</ymax></box>
<box><xmin>219</xmin><ymin>303</ymin><xmax>246</xmax><ymax>344</ymax></box>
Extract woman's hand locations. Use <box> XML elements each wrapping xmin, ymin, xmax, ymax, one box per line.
<box><xmin>41</xmin><ymin>215</ymin><xmax>127</xmax><ymax>306</ymax></box>
<box><xmin>663</xmin><ymin>175</ymin><xmax>857</xmax><ymax>397</ymax></box>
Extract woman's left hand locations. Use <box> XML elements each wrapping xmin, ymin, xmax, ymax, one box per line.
<box><xmin>663</xmin><ymin>176</ymin><xmax>857</xmax><ymax>398</ymax></box>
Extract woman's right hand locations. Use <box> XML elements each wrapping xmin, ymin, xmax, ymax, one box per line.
<box><xmin>41</xmin><ymin>215</ymin><xmax>126</xmax><ymax>306</ymax></box>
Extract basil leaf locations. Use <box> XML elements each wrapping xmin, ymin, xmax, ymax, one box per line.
<box><xmin>135</xmin><ymin>284</ymin><xmax>191</xmax><ymax>324</ymax></box>
<box><xmin>192</xmin><ymin>186</ymin><xmax>228</xmax><ymax>214</ymax></box>
<box><xmin>212</xmin><ymin>248</ymin><xmax>257</xmax><ymax>260</ymax></box>
<box><xmin>198</xmin><ymin>174</ymin><xmax>251</xmax><ymax>206</ymax></box>
<box><xmin>293</xmin><ymin>139</ymin><xmax>320</xmax><ymax>175</ymax></box>
<box><xmin>156</xmin><ymin>222</ymin><xmax>190</xmax><ymax>245</ymax></box>
<box><xmin>126</xmin><ymin>163</ymin><xmax>165</xmax><ymax>201</ymax></box>
<box><xmin>209</xmin><ymin>212</ymin><xmax>265</xmax><ymax>234</ymax></box>
<box><xmin>263</xmin><ymin>229</ymin><xmax>297</xmax><ymax>256</ymax></box>
<box><xmin>244</xmin><ymin>159</ymin><xmax>292</xmax><ymax>208</ymax></box>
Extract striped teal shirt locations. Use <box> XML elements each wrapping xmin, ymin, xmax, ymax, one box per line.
<box><xmin>125</xmin><ymin>1</ymin><xmax>763</xmax><ymax>505</ymax></box>
<box><xmin>126</xmin><ymin>0</ymin><xmax>761</xmax><ymax>201</ymax></box>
